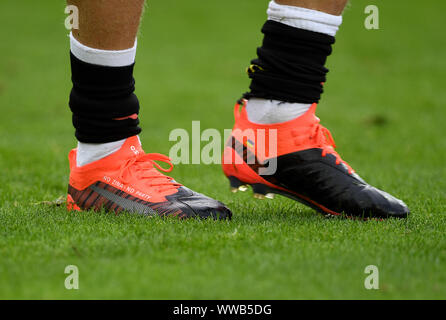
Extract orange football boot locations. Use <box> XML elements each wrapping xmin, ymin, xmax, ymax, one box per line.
<box><xmin>222</xmin><ymin>99</ymin><xmax>409</xmax><ymax>219</ymax></box>
<box><xmin>68</xmin><ymin>136</ymin><xmax>232</xmax><ymax>219</ymax></box>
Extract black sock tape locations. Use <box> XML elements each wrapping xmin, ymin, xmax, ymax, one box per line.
<box><xmin>243</xmin><ymin>20</ymin><xmax>335</xmax><ymax>104</ymax></box>
<box><xmin>69</xmin><ymin>52</ymin><xmax>141</xmax><ymax>143</ymax></box>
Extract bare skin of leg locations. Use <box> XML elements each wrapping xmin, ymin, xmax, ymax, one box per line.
<box><xmin>67</xmin><ymin>0</ymin><xmax>145</xmax><ymax>50</ymax></box>
<box><xmin>276</xmin><ymin>0</ymin><xmax>348</xmax><ymax>15</ymax></box>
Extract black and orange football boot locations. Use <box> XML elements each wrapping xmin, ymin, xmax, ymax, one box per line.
<box><xmin>222</xmin><ymin>99</ymin><xmax>409</xmax><ymax>219</ymax></box>
<box><xmin>67</xmin><ymin>136</ymin><xmax>232</xmax><ymax>220</ymax></box>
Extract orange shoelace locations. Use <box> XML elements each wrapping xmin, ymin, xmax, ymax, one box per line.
<box><xmin>309</xmin><ymin>124</ymin><xmax>355</xmax><ymax>174</ymax></box>
<box><xmin>118</xmin><ymin>153</ymin><xmax>182</xmax><ymax>193</ymax></box>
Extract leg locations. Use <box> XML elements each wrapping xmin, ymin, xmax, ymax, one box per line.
<box><xmin>68</xmin><ymin>0</ymin><xmax>144</xmax><ymax>50</ymax></box>
<box><xmin>68</xmin><ymin>0</ymin><xmax>143</xmax><ymax>148</ymax></box>
<box><xmin>222</xmin><ymin>0</ymin><xmax>409</xmax><ymax>219</ymax></box>
<box><xmin>66</xmin><ymin>1</ymin><xmax>231</xmax><ymax>220</ymax></box>
<box><xmin>244</xmin><ymin>0</ymin><xmax>347</xmax><ymax>124</ymax></box>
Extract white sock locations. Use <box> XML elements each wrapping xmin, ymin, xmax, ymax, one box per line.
<box><xmin>267</xmin><ymin>1</ymin><xmax>343</xmax><ymax>37</ymax></box>
<box><xmin>76</xmin><ymin>139</ymin><xmax>126</xmax><ymax>167</ymax></box>
<box><xmin>246</xmin><ymin>98</ymin><xmax>311</xmax><ymax>124</ymax></box>
<box><xmin>246</xmin><ymin>1</ymin><xmax>343</xmax><ymax>125</ymax></box>
<box><xmin>70</xmin><ymin>33</ymin><xmax>137</xmax><ymax>66</ymax></box>
<box><xmin>70</xmin><ymin>33</ymin><xmax>138</xmax><ymax>167</ymax></box>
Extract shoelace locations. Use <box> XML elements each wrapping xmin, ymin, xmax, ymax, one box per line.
<box><xmin>309</xmin><ymin>124</ymin><xmax>355</xmax><ymax>174</ymax></box>
<box><xmin>118</xmin><ymin>153</ymin><xmax>181</xmax><ymax>193</ymax></box>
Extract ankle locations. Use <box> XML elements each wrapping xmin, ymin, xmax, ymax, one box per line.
<box><xmin>76</xmin><ymin>139</ymin><xmax>126</xmax><ymax>167</ymax></box>
<box><xmin>245</xmin><ymin>98</ymin><xmax>312</xmax><ymax>124</ymax></box>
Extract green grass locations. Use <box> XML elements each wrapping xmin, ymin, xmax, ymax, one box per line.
<box><xmin>1</xmin><ymin>0</ymin><xmax>445</xmax><ymax>299</ymax></box>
